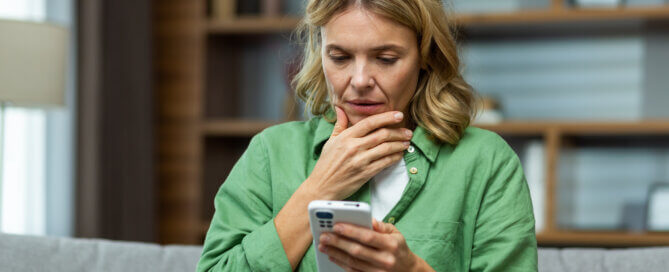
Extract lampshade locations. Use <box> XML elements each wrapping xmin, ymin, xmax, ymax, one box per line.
<box><xmin>0</xmin><ymin>19</ymin><xmax>67</xmax><ymax>107</ymax></box>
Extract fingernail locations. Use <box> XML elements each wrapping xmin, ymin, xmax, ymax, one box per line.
<box><xmin>404</xmin><ymin>141</ymin><xmax>410</xmax><ymax>146</ymax></box>
<box><xmin>322</xmin><ymin>234</ymin><xmax>330</xmax><ymax>242</ymax></box>
<box><xmin>394</xmin><ymin>112</ymin><xmax>403</xmax><ymax>120</ymax></box>
<box><xmin>333</xmin><ymin>225</ymin><xmax>341</xmax><ymax>233</ymax></box>
<box><xmin>405</xmin><ymin>130</ymin><xmax>413</xmax><ymax>137</ymax></box>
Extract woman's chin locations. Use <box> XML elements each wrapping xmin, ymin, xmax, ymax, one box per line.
<box><xmin>346</xmin><ymin>110</ymin><xmax>393</xmax><ymax>126</ymax></box>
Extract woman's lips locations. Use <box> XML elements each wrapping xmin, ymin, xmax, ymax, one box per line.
<box><xmin>347</xmin><ymin>102</ymin><xmax>385</xmax><ymax>115</ymax></box>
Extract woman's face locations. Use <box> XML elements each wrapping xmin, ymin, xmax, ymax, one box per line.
<box><xmin>321</xmin><ymin>6</ymin><xmax>421</xmax><ymax>127</ymax></box>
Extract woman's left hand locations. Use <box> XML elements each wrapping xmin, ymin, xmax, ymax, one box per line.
<box><xmin>318</xmin><ymin>219</ymin><xmax>434</xmax><ymax>272</ymax></box>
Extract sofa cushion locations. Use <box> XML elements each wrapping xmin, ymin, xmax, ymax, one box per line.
<box><xmin>0</xmin><ymin>232</ymin><xmax>202</xmax><ymax>272</ymax></box>
<box><xmin>3</xmin><ymin>232</ymin><xmax>669</xmax><ymax>271</ymax></box>
<box><xmin>538</xmin><ymin>247</ymin><xmax>669</xmax><ymax>272</ymax></box>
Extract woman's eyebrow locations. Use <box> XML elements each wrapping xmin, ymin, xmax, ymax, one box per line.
<box><xmin>325</xmin><ymin>44</ymin><xmax>348</xmax><ymax>53</ymax></box>
<box><xmin>325</xmin><ymin>44</ymin><xmax>407</xmax><ymax>53</ymax></box>
<box><xmin>370</xmin><ymin>44</ymin><xmax>406</xmax><ymax>53</ymax></box>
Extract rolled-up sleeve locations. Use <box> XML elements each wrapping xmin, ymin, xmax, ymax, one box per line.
<box><xmin>470</xmin><ymin>141</ymin><xmax>538</xmax><ymax>272</ymax></box>
<box><xmin>196</xmin><ymin>133</ymin><xmax>291</xmax><ymax>272</ymax></box>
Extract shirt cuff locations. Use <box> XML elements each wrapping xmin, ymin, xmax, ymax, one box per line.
<box><xmin>241</xmin><ymin>218</ymin><xmax>292</xmax><ymax>271</ymax></box>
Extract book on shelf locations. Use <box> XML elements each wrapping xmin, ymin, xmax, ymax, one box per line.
<box><xmin>211</xmin><ymin>0</ymin><xmax>236</xmax><ymax>20</ymax></box>
<box><xmin>523</xmin><ymin>140</ymin><xmax>546</xmax><ymax>233</ymax></box>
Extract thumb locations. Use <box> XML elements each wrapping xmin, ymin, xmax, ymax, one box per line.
<box><xmin>331</xmin><ymin>106</ymin><xmax>348</xmax><ymax>137</ymax></box>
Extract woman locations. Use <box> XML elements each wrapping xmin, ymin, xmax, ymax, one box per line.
<box><xmin>197</xmin><ymin>0</ymin><xmax>537</xmax><ymax>271</ymax></box>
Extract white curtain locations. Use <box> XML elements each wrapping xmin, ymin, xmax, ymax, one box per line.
<box><xmin>1</xmin><ymin>109</ymin><xmax>47</xmax><ymax>234</ymax></box>
<box><xmin>0</xmin><ymin>0</ymin><xmax>75</xmax><ymax>237</ymax></box>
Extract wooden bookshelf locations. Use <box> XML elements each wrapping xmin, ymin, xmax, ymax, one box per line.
<box><xmin>154</xmin><ymin>0</ymin><xmax>669</xmax><ymax>247</ymax></box>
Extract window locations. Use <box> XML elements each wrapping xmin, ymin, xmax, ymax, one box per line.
<box><xmin>0</xmin><ymin>0</ymin><xmax>75</xmax><ymax>237</ymax></box>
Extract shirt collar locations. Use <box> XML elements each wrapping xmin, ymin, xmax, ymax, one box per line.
<box><xmin>410</xmin><ymin>125</ymin><xmax>442</xmax><ymax>163</ymax></box>
<box><xmin>311</xmin><ymin>108</ymin><xmax>443</xmax><ymax>163</ymax></box>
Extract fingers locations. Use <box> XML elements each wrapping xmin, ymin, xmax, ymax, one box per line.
<box><xmin>320</xmin><ymin>232</ymin><xmax>392</xmax><ymax>270</ymax></box>
<box><xmin>322</xmin><ymin>245</ymin><xmax>381</xmax><ymax>272</ymax></box>
<box><xmin>359</xmin><ymin>127</ymin><xmax>413</xmax><ymax>149</ymax></box>
<box><xmin>331</xmin><ymin>106</ymin><xmax>349</xmax><ymax>137</ymax></box>
<box><xmin>372</xmin><ymin>218</ymin><xmax>380</xmax><ymax>232</ymax></box>
<box><xmin>333</xmin><ymin>223</ymin><xmax>395</xmax><ymax>249</ymax></box>
<box><xmin>377</xmin><ymin>221</ymin><xmax>397</xmax><ymax>234</ymax></box>
<box><xmin>373</xmin><ymin>218</ymin><xmax>388</xmax><ymax>233</ymax></box>
<box><xmin>365</xmin><ymin>141</ymin><xmax>409</xmax><ymax>163</ymax></box>
<box><xmin>347</xmin><ymin>111</ymin><xmax>405</xmax><ymax>138</ymax></box>
<box><xmin>367</xmin><ymin>152</ymin><xmax>404</xmax><ymax>175</ymax></box>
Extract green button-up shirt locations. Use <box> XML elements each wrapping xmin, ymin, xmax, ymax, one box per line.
<box><xmin>197</xmin><ymin>114</ymin><xmax>538</xmax><ymax>272</ymax></box>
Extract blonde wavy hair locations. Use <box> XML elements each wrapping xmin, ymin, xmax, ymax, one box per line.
<box><xmin>292</xmin><ymin>0</ymin><xmax>477</xmax><ymax>145</ymax></box>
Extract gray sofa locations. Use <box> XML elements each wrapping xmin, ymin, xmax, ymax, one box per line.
<box><xmin>1</xmin><ymin>232</ymin><xmax>668</xmax><ymax>271</ymax></box>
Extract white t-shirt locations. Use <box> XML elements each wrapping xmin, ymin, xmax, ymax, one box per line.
<box><xmin>370</xmin><ymin>159</ymin><xmax>410</xmax><ymax>222</ymax></box>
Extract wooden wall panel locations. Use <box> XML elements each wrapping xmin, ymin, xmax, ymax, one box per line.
<box><xmin>154</xmin><ymin>0</ymin><xmax>205</xmax><ymax>244</ymax></box>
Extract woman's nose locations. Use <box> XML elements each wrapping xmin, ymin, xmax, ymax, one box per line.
<box><xmin>350</xmin><ymin>61</ymin><xmax>374</xmax><ymax>91</ymax></box>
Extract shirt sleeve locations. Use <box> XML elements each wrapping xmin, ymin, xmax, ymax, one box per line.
<box><xmin>196</xmin><ymin>133</ymin><xmax>292</xmax><ymax>272</ymax></box>
<box><xmin>469</xmin><ymin>139</ymin><xmax>538</xmax><ymax>272</ymax></box>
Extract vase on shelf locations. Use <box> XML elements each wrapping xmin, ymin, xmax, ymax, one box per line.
<box><xmin>211</xmin><ymin>0</ymin><xmax>237</xmax><ymax>20</ymax></box>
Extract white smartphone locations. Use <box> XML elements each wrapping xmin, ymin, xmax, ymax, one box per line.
<box><xmin>308</xmin><ymin>200</ymin><xmax>373</xmax><ymax>272</ymax></box>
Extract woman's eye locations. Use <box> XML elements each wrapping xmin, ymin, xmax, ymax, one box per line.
<box><xmin>378</xmin><ymin>57</ymin><xmax>398</xmax><ymax>64</ymax></box>
<box><xmin>329</xmin><ymin>55</ymin><xmax>350</xmax><ymax>63</ymax></box>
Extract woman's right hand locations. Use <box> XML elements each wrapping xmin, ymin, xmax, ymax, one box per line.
<box><xmin>304</xmin><ymin>106</ymin><xmax>413</xmax><ymax>200</ymax></box>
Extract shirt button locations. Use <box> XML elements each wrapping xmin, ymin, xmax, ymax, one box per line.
<box><xmin>409</xmin><ymin>167</ymin><xmax>418</xmax><ymax>174</ymax></box>
<box><xmin>407</xmin><ymin>146</ymin><xmax>415</xmax><ymax>153</ymax></box>
<box><xmin>388</xmin><ymin>217</ymin><xmax>395</xmax><ymax>224</ymax></box>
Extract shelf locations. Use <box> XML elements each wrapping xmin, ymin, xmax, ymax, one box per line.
<box><xmin>202</xmin><ymin>119</ymin><xmax>279</xmax><ymax>137</ymax></box>
<box><xmin>537</xmin><ymin>231</ymin><xmax>669</xmax><ymax>247</ymax></box>
<box><xmin>457</xmin><ymin>6</ymin><xmax>669</xmax><ymax>27</ymax></box>
<box><xmin>555</xmin><ymin>121</ymin><xmax>669</xmax><ymax>135</ymax></box>
<box><xmin>474</xmin><ymin>122</ymin><xmax>548</xmax><ymax>135</ymax></box>
<box><xmin>206</xmin><ymin>6</ymin><xmax>669</xmax><ymax>34</ymax></box>
<box><xmin>475</xmin><ymin>121</ymin><xmax>669</xmax><ymax>136</ymax></box>
<box><xmin>207</xmin><ymin>16</ymin><xmax>301</xmax><ymax>34</ymax></box>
